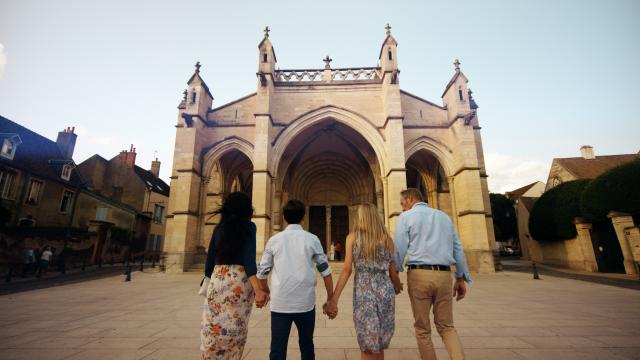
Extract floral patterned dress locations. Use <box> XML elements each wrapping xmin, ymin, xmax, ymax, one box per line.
<box><xmin>352</xmin><ymin>239</ymin><xmax>395</xmax><ymax>353</ymax></box>
<box><xmin>201</xmin><ymin>264</ymin><xmax>254</xmax><ymax>360</ymax></box>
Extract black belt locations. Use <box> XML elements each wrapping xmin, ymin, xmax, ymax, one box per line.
<box><xmin>408</xmin><ymin>264</ymin><xmax>451</xmax><ymax>271</ymax></box>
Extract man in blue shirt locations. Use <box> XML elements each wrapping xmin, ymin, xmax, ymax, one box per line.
<box><xmin>394</xmin><ymin>188</ymin><xmax>470</xmax><ymax>360</ymax></box>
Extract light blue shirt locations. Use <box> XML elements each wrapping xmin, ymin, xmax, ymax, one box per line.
<box><xmin>394</xmin><ymin>202</ymin><xmax>473</xmax><ymax>283</ymax></box>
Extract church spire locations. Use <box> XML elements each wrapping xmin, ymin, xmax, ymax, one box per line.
<box><xmin>258</xmin><ymin>25</ymin><xmax>277</xmax><ymax>76</ymax></box>
<box><xmin>379</xmin><ymin>23</ymin><xmax>399</xmax><ymax>77</ymax></box>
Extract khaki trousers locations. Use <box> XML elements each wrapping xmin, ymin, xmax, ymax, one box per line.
<box><xmin>407</xmin><ymin>269</ymin><xmax>465</xmax><ymax>360</ymax></box>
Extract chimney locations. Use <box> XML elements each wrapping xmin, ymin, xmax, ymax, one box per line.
<box><xmin>580</xmin><ymin>145</ymin><xmax>595</xmax><ymax>160</ymax></box>
<box><xmin>150</xmin><ymin>158</ymin><xmax>161</xmax><ymax>177</ymax></box>
<box><xmin>56</xmin><ymin>127</ymin><xmax>77</xmax><ymax>159</ymax></box>
<box><xmin>117</xmin><ymin>144</ymin><xmax>137</xmax><ymax>168</ymax></box>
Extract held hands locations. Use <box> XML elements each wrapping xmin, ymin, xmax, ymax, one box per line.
<box><xmin>255</xmin><ymin>289</ymin><xmax>270</xmax><ymax>308</ymax></box>
<box><xmin>453</xmin><ymin>278</ymin><xmax>467</xmax><ymax>301</ymax></box>
<box><xmin>392</xmin><ymin>278</ymin><xmax>403</xmax><ymax>295</ymax></box>
<box><xmin>322</xmin><ymin>299</ymin><xmax>338</xmax><ymax>319</ymax></box>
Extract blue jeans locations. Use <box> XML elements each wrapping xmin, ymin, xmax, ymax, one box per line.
<box><xmin>270</xmin><ymin>307</ymin><xmax>315</xmax><ymax>360</ymax></box>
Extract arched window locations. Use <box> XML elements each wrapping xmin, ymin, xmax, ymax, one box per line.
<box><xmin>388</xmin><ymin>49</ymin><xmax>393</xmax><ymax>61</ymax></box>
<box><xmin>191</xmin><ymin>91</ymin><xmax>197</xmax><ymax>103</ymax></box>
<box><xmin>262</xmin><ymin>53</ymin><xmax>268</xmax><ymax>63</ymax></box>
<box><xmin>458</xmin><ymin>88</ymin><xmax>464</xmax><ymax>101</ymax></box>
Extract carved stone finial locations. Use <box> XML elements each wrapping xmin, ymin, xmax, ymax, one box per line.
<box><xmin>264</xmin><ymin>26</ymin><xmax>270</xmax><ymax>38</ymax></box>
<box><xmin>385</xmin><ymin>23</ymin><xmax>392</xmax><ymax>35</ymax></box>
<box><xmin>323</xmin><ymin>55</ymin><xmax>333</xmax><ymax>69</ymax></box>
<box><xmin>182</xmin><ymin>89</ymin><xmax>188</xmax><ymax>101</ymax></box>
<box><xmin>453</xmin><ymin>59</ymin><xmax>461</xmax><ymax>71</ymax></box>
<box><xmin>195</xmin><ymin>61</ymin><xmax>201</xmax><ymax>73</ymax></box>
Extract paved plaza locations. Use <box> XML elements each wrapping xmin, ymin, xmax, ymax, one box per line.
<box><xmin>1</xmin><ymin>265</ymin><xmax>639</xmax><ymax>360</ymax></box>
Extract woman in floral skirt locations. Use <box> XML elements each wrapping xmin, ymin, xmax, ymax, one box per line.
<box><xmin>200</xmin><ymin>192</ymin><xmax>269</xmax><ymax>359</ymax></box>
<box><xmin>324</xmin><ymin>204</ymin><xmax>403</xmax><ymax>360</ymax></box>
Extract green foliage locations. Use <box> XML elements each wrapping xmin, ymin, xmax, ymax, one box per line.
<box><xmin>109</xmin><ymin>227</ymin><xmax>132</xmax><ymax>242</ymax></box>
<box><xmin>581</xmin><ymin>159</ymin><xmax>640</xmax><ymax>222</ymax></box>
<box><xmin>490</xmin><ymin>193</ymin><xmax>517</xmax><ymax>242</ymax></box>
<box><xmin>529</xmin><ymin>180</ymin><xmax>591</xmax><ymax>242</ymax></box>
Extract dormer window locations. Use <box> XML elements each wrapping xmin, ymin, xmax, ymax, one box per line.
<box><xmin>262</xmin><ymin>53</ymin><xmax>268</xmax><ymax>63</ymax></box>
<box><xmin>61</xmin><ymin>163</ymin><xmax>74</xmax><ymax>181</ymax></box>
<box><xmin>1</xmin><ymin>135</ymin><xmax>22</xmax><ymax>160</ymax></box>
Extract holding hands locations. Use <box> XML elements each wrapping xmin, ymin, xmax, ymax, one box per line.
<box><xmin>255</xmin><ymin>287</ymin><xmax>270</xmax><ymax>308</ymax></box>
<box><xmin>322</xmin><ymin>298</ymin><xmax>338</xmax><ymax>319</ymax></box>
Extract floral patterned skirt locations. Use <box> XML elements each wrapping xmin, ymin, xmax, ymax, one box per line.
<box><xmin>201</xmin><ymin>265</ymin><xmax>255</xmax><ymax>360</ymax></box>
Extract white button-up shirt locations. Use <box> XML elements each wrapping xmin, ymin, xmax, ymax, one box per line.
<box><xmin>257</xmin><ymin>224</ymin><xmax>332</xmax><ymax>313</ymax></box>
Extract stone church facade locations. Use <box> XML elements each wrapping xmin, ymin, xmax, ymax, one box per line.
<box><xmin>163</xmin><ymin>26</ymin><xmax>496</xmax><ymax>273</ymax></box>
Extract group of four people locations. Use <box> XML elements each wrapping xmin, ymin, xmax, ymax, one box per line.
<box><xmin>199</xmin><ymin>188</ymin><xmax>471</xmax><ymax>360</ymax></box>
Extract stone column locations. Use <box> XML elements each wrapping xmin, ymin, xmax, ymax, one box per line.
<box><xmin>608</xmin><ymin>211</ymin><xmax>638</xmax><ymax>275</ymax></box>
<box><xmin>624</xmin><ymin>226</ymin><xmax>640</xmax><ymax>274</ymax></box>
<box><xmin>325</xmin><ymin>206</ymin><xmax>332</xmax><ymax>254</ymax></box>
<box><xmin>574</xmin><ymin>219</ymin><xmax>598</xmax><ymax>272</ymax></box>
<box><xmin>272</xmin><ymin>188</ymin><xmax>282</xmax><ymax>233</ymax></box>
<box><xmin>452</xmin><ymin>168</ymin><xmax>495</xmax><ymax>273</ymax></box>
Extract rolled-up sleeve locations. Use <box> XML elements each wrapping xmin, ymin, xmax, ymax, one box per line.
<box><xmin>257</xmin><ymin>241</ymin><xmax>274</xmax><ymax>280</ymax></box>
<box><xmin>394</xmin><ymin>214</ymin><xmax>409</xmax><ymax>272</ymax></box>
<box><xmin>311</xmin><ymin>237</ymin><xmax>332</xmax><ymax>277</ymax></box>
<box><xmin>242</xmin><ymin>222</ymin><xmax>258</xmax><ymax>277</ymax></box>
<box><xmin>451</xmin><ymin>221</ymin><xmax>473</xmax><ymax>284</ymax></box>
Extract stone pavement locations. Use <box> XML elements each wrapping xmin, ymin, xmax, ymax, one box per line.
<box><xmin>1</xmin><ymin>265</ymin><xmax>639</xmax><ymax>360</ymax></box>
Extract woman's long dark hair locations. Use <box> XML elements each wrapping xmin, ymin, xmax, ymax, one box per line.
<box><xmin>213</xmin><ymin>191</ymin><xmax>253</xmax><ymax>260</ymax></box>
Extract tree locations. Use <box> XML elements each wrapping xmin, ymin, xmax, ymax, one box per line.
<box><xmin>490</xmin><ymin>193</ymin><xmax>517</xmax><ymax>242</ymax></box>
<box><xmin>529</xmin><ymin>180</ymin><xmax>591</xmax><ymax>241</ymax></box>
<box><xmin>581</xmin><ymin>159</ymin><xmax>640</xmax><ymax>222</ymax></box>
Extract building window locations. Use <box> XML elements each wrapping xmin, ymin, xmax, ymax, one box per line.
<box><xmin>96</xmin><ymin>207</ymin><xmax>108</xmax><ymax>221</ymax></box>
<box><xmin>61</xmin><ymin>164</ymin><xmax>73</xmax><ymax>181</ymax></box>
<box><xmin>155</xmin><ymin>234</ymin><xmax>162</xmax><ymax>250</ymax></box>
<box><xmin>388</xmin><ymin>49</ymin><xmax>393</xmax><ymax>61</ymax></box>
<box><xmin>0</xmin><ymin>171</ymin><xmax>15</xmax><ymax>199</ymax></box>
<box><xmin>59</xmin><ymin>190</ymin><xmax>74</xmax><ymax>213</ymax></box>
<box><xmin>191</xmin><ymin>91</ymin><xmax>197</xmax><ymax>103</ymax></box>
<box><xmin>458</xmin><ymin>88</ymin><xmax>464</xmax><ymax>101</ymax></box>
<box><xmin>262</xmin><ymin>53</ymin><xmax>267</xmax><ymax>63</ymax></box>
<box><xmin>0</xmin><ymin>139</ymin><xmax>17</xmax><ymax>160</ymax></box>
<box><xmin>25</xmin><ymin>179</ymin><xmax>43</xmax><ymax>205</ymax></box>
<box><xmin>148</xmin><ymin>234</ymin><xmax>155</xmax><ymax>250</ymax></box>
<box><xmin>153</xmin><ymin>204</ymin><xmax>165</xmax><ymax>224</ymax></box>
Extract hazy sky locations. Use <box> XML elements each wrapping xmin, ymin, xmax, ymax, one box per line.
<box><xmin>1</xmin><ymin>0</ymin><xmax>638</xmax><ymax>193</ymax></box>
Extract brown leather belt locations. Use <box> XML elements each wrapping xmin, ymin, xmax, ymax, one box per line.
<box><xmin>407</xmin><ymin>264</ymin><xmax>451</xmax><ymax>271</ymax></box>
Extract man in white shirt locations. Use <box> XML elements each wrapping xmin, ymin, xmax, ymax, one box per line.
<box><xmin>257</xmin><ymin>199</ymin><xmax>334</xmax><ymax>360</ymax></box>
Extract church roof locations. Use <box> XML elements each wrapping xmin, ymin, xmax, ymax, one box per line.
<box><xmin>520</xmin><ymin>196</ymin><xmax>538</xmax><ymax>212</ymax></box>
<box><xmin>378</xmin><ymin>34</ymin><xmax>398</xmax><ymax>59</ymax></box>
<box><xmin>0</xmin><ymin>115</ymin><xmax>84</xmax><ymax>187</ymax></box>
<box><xmin>554</xmin><ymin>154</ymin><xmax>640</xmax><ymax>180</ymax></box>
<box><xmin>441</xmin><ymin>70</ymin><xmax>468</xmax><ymax>98</ymax></box>
<box><xmin>187</xmin><ymin>72</ymin><xmax>214</xmax><ymax>99</ymax></box>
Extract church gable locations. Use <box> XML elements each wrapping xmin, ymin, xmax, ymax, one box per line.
<box><xmin>208</xmin><ymin>93</ymin><xmax>257</xmax><ymax>125</ymax></box>
<box><xmin>400</xmin><ymin>90</ymin><xmax>448</xmax><ymax>126</ymax></box>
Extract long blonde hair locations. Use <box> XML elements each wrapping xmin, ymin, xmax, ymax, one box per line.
<box><xmin>352</xmin><ymin>203</ymin><xmax>391</xmax><ymax>262</ymax></box>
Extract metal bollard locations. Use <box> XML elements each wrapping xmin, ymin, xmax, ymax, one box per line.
<box><xmin>125</xmin><ymin>261</ymin><xmax>132</xmax><ymax>282</ymax></box>
<box><xmin>151</xmin><ymin>255</ymin><xmax>156</xmax><ymax>268</ymax></box>
<box><xmin>5</xmin><ymin>267</ymin><xmax>13</xmax><ymax>283</ymax></box>
<box><xmin>532</xmin><ymin>262</ymin><xmax>541</xmax><ymax>280</ymax></box>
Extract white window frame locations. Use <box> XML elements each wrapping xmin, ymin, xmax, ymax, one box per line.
<box><xmin>25</xmin><ymin>179</ymin><xmax>44</xmax><ymax>205</ymax></box>
<box><xmin>61</xmin><ymin>164</ymin><xmax>73</xmax><ymax>181</ymax></box>
<box><xmin>0</xmin><ymin>136</ymin><xmax>21</xmax><ymax>160</ymax></box>
<box><xmin>59</xmin><ymin>189</ymin><xmax>74</xmax><ymax>213</ymax></box>
<box><xmin>153</xmin><ymin>204</ymin><xmax>165</xmax><ymax>224</ymax></box>
<box><xmin>0</xmin><ymin>171</ymin><xmax>15</xmax><ymax>199</ymax></box>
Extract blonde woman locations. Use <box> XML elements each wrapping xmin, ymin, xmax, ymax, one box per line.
<box><xmin>324</xmin><ymin>204</ymin><xmax>402</xmax><ymax>360</ymax></box>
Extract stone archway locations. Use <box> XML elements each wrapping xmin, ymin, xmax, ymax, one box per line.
<box><xmin>274</xmin><ymin>118</ymin><xmax>382</xmax><ymax>256</ymax></box>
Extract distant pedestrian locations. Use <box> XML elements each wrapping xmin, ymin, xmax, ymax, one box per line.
<box><xmin>334</xmin><ymin>241</ymin><xmax>343</xmax><ymax>261</ymax></box>
<box><xmin>37</xmin><ymin>246</ymin><xmax>53</xmax><ymax>278</ymax></box>
<box><xmin>22</xmin><ymin>247</ymin><xmax>36</xmax><ymax>277</ymax></box>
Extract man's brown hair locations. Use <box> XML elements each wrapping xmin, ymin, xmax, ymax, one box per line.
<box><xmin>400</xmin><ymin>188</ymin><xmax>424</xmax><ymax>202</ymax></box>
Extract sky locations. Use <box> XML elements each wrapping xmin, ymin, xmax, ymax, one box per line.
<box><xmin>0</xmin><ymin>0</ymin><xmax>638</xmax><ymax>193</ymax></box>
